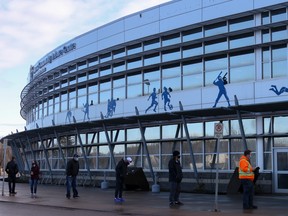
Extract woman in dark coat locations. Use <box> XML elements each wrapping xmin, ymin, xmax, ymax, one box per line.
<box><xmin>30</xmin><ymin>160</ymin><xmax>40</xmax><ymax>198</ymax></box>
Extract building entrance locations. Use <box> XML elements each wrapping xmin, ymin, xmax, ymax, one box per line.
<box><xmin>274</xmin><ymin>148</ymin><xmax>288</xmax><ymax>193</ymax></box>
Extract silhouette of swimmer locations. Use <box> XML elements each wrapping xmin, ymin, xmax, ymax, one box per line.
<box><xmin>269</xmin><ymin>85</ymin><xmax>288</xmax><ymax>96</ymax></box>
<box><xmin>145</xmin><ymin>88</ymin><xmax>158</xmax><ymax>113</ymax></box>
<box><xmin>213</xmin><ymin>72</ymin><xmax>230</xmax><ymax>108</ymax></box>
<box><xmin>161</xmin><ymin>87</ymin><xmax>173</xmax><ymax>111</ymax></box>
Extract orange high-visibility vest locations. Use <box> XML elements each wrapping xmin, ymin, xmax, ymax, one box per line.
<box><xmin>238</xmin><ymin>156</ymin><xmax>254</xmax><ymax>181</ymax></box>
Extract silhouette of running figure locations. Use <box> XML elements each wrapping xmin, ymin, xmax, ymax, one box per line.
<box><xmin>162</xmin><ymin>87</ymin><xmax>173</xmax><ymax>111</ymax></box>
<box><xmin>65</xmin><ymin>110</ymin><xmax>72</xmax><ymax>123</ymax></box>
<box><xmin>145</xmin><ymin>88</ymin><xmax>158</xmax><ymax>113</ymax></box>
<box><xmin>213</xmin><ymin>72</ymin><xmax>230</xmax><ymax>108</ymax></box>
<box><xmin>82</xmin><ymin>101</ymin><xmax>90</xmax><ymax>121</ymax></box>
<box><xmin>269</xmin><ymin>85</ymin><xmax>288</xmax><ymax>96</ymax></box>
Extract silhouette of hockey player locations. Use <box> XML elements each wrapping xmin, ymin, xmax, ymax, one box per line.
<box><xmin>145</xmin><ymin>88</ymin><xmax>158</xmax><ymax>113</ymax></box>
<box><xmin>213</xmin><ymin>72</ymin><xmax>230</xmax><ymax>108</ymax></box>
<box><xmin>105</xmin><ymin>98</ymin><xmax>118</xmax><ymax>118</ymax></box>
<box><xmin>269</xmin><ymin>85</ymin><xmax>288</xmax><ymax>96</ymax></box>
<box><xmin>82</xmin><ymin>101</ymin><xmax>90</xmax><ymax>121</ymax></box>
<box><xmin>161</xmin><ymin>87</ymin><xmax>173</xmax><ymax>111</ymax></box>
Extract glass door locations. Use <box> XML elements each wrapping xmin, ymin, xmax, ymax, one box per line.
<box><xmin>274</xmin><ymin>149</ymin><xmax>288</xmax><ymax>193</ymax></box>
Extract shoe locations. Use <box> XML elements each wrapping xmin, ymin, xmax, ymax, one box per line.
<box><xmin>174</xmin><ymin>201</ymin><xmax>184</xmax><ymax>205</ymax></box>
<box><xmin>11</xmin><ymin>192</ymin><xmax>17</xmax><ymax>195</ymax></box>
<box><xmin>66</xmin><ymin>195</ymin><xmax>70</xmax><ymax>199</ymax></box>
<box><xmin>169</xmin><ymin>202</ymin><xmax>175</xmax><ymax>207</ymax></box>
<box><xmin>250</xmin><ymin>205</ymin><xmax>258</xmax><ymax>209</ymax></box>
<box><xmin>73</xmin><ymin>195</ymin><xmax>80</xmax><ymax>198</ymax></box>
<box><xmin>31</xmin><ymin>193</ymin><xmax>33</xmax><ymax>198</ymax></box>
<box><xmin>114</xmin><ymin>198</ymin><xmax>121</xmax><ymax>203</ymax></box>
<box><xmin>118</xmin><ymin>198</ymin><xmax>125</xmax><ymax>202</ymax></box>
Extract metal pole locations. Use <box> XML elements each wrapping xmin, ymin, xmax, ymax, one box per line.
<box><xmin>214</xmin><ymin>138</ymin><xmax>220</xmax><ymax>212</ymax></box>
<box><xmin>2</xmin><ymin>139</ymin><xmax>7</xmax><ymax>196</ymax></box>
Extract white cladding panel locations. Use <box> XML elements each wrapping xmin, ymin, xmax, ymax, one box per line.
<box><xmin>125</xmin><ymin>22</ymin><xmax>160</xmax><ymax>42</ymax></box>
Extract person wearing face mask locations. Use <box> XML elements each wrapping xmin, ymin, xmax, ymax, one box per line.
<box><xmin>168</xmin><ymin>150</ymin><xmax>183</xmax><ymax>207</ymax></box>
<box><xmin>30</xmin><ymin>160</ymin><xmax>40</xmax><ymax>198</ymax></box>
<box><xmin>66</xmin><ymin>154</ymin><xmax>80</xmax><ymax>199</ymax></box>
<box><xmin>239</xmin><ymin>149</ymin><xmax>259</xmax><ymax>210</ymax></box>
<box><xmin>114</xmin><ymin>157</ymin><xmax>133</xmax><ymax>202</ymax></box>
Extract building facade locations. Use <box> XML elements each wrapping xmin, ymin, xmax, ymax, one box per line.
<box><xmin>3</xmin><ymin>0</ymin><xmax>288</xmax><ymax>193</ymax></box>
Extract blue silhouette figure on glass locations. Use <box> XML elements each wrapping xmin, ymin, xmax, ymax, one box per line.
<box><xmin>269</xmin><ymin>85</ymin><xmax>288</xmax><ymax>96</ymax></box>
<box><xmin>213</xmin><ymin>72</ymin><xmax>230</xmax><ymax>108</ymax></box>
<box><xmin>65</xmin><ymin>110</ymin><xmax>72</xmax><ymax>123</ymax></box>
<box><xmin>162</xmin><ymin>86</ymin><xmax>173</xmax><ymax>111</ymax></box>
<box><xmin>105</xmin><ymin>98</ymin><xmax>118</xmax><ymax>118</ymax></box>
<box><xmin>82</xmin><ymin>101</ymin><xmax>90</xmax><ymax>121</ymax></box>
<box><xmin>145</xmin><ymin>87</ymin><xmax>158</xmax><ymax>113</ymax></box>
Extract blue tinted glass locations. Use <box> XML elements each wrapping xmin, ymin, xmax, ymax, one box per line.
<box><xmin>230</xmin><ymin>65</ymin><xmax>255</xmax><ymax>82</ymax></box>
<box><xmin>162</xmin><ymin>50</ymin><xmax>180</xmax><ymax>62</ymax></box>
<box><xmin>230</xmin><ymin>34</ymin><xmax>254</xmax><ymax>49</ymax></box>
<box><xmin>205</xmin><ymin>40</ymin><xmax>227</xmax><ymax>53</ymax></box>
<box><xmin>144</xmin><ymin>54</ymin><xmax>160</xmax><ymax>66</ymax></box>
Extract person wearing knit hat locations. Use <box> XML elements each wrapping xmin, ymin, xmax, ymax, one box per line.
<box><xmin>168</xmin><ymin>150</ymin><xmax>183</xmax><ymax>207</ymax></box>
<box><xmin>114</xmin><ymin>156</ymin><xmax>133</xmax><ymax>203</ymax></box>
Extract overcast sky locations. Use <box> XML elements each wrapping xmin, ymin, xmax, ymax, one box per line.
<box><xmin>0</xmin><ymin>0</ymin><xmax>171</xmax><ymax>138</ymax></box>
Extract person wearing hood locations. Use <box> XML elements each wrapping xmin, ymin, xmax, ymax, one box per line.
<box><xmin>168</xmin><ymin>150</ymin><xmax>183</xmax><ymax>207</ymax></box>
<box><xmin>114</xmin><ymin>157</ymin><xmax>132</xmax><ymax>202</ymax></box>
<box><xmin>66</xmin><ymin>154</ymin><xmax>80</xmax><ymax>199</ymax></box>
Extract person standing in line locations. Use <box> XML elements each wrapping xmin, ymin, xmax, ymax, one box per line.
<box><xmin>114</xmin><ymin>157</ymin><xmax>133</xmax><ymax>203</ymax></box>
<box><xmin>5</xmin><ymin>156</ymin><xmax>19</xmax><ymax>196</ymax></box>
<box><xmin>30</xmin><ymin>160</ymin><xmax>40</xmax><ymax>198</ymax></box>
<box><xmin>66</xmin><ymin>154</ymin><xmax>80</xmax><ymax>199</ymax></box>
<box><xmin>239</xmin><ymin>149</ymin><xmax>258</xmax><ymax>210</ymax></box>
<box><xmin>168</xmin><ymin>150</ymin><xmax>183</xmax><ymax>207</ymax></box>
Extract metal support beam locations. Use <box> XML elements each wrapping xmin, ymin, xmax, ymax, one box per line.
<box><xmin>26</xmin><ymin>135</ymin><xmax>35</xmax><ymax>161</ymax></box>
<box><xmin>135</xmin><ymin>107</ymin><xmax>155</xmax><ymax>183</ymax></box>
<box><xmin>234</xmin><ymin>95</ymin><xmax>248</xmax><ymax>150</ymax></box>
<box><xmin>17</xmin><ymin>138</ymin><xmax>30</xmax><ymax>173</ymax></box>
<box><xmin>53</xmin><ymin>129</ymin><xmax>67</xmax><ymax>169</ymax></box>
<box><xmin>74</xmin><ymin>126</ymin><xmax>92</xmax><ymax>182</ymax></box>
<box><xmin>100</xmin><ymin>112</ymin><xmax>116</xmax><ymax>168</ymax></box>
<box><xmin>179</xmin><ymin>102</ymin><xmax>199</xmax><ymax>185</ymax></box>
<box><xmin>11</xmin><ymin>140</ymin><xmax>25</xmax><ymax>175</ymax></box>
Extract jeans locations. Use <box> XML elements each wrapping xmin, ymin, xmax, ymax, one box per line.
<box><xmin>66</xmin><ymin>176</ymin><xmax>78</xmax><ymax>197</ymax></box>
<box><xmin>169</xmin><ymin>181</ymin><xmax>181</xmax><ymax>202</ymax></box>
<box><xmin>115</xmin><ymin>176</ymin><xmax>124</xmax><ymax>198</ymax></box>
<box><xmin>8</xmin><ymin>176</ymin><xmax>16</xmax><ymax>193</ymax></box>
<box><xmin>241</xmin><ymin>179</ymin><xmax>254</xmax><ymax>208</ymax></box>
<box><xmin>30</xmin><ymin>179</ymin><xmax>38</xmax><ymax>194</ymax></box>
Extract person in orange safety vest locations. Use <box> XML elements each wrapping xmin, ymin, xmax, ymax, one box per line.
<box><xmin>239</xmin><ymin>149</ymin><xmax>258</xmax><ymax>210</ymax></box>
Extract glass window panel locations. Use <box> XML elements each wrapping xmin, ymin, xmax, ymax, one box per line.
<box><xmin>99</xmin><ymin>90</ymin><xmax>111</xmax><ymax>103</ymax></box>
<box><xmin>145</xmin><ymin>126</ymin><xmax>160</xmax><ymax>140</ymax></box>
<box><xmin>182</xmin><ymin>27</ymin><xmax>202</xmax><ymax>42</ymax></box>
<box><xmin>272</xmin><ymin>26</ymin><xmax>287</xmax><ymax>41</ymax></box>
<box><xmin>144</xmin><ymin>53</ymin><xmax>160</xmax><ymax>66</ymax></box>
<box><xmin>69</xmin><ymin>89</ymin><xmax>76</xmax><ymax>98</ymax></box>
<box><xmin>162</xmin><ymin>33</ymin><xmax>180</xmax><ymax>46</ymax></box>
<box><xmin>127</xmin><ymin>143</ymin><xmax>141</xmax><ymax>155</ymax></box>
<box><xmin>263</xmin><ymin>152</ymin><xmax>272</xmax><ymax>170</ymax></box>
<box><xmin>88</xmin><ymin>82</ymin><xmax>98</xmax><ymax>93</ymax></box>
<box><xmin>99</xmin><ymin>81</ymin><xmax>111</xmax><ymax>91</ymax></box>
<box><xmin>263</xmin><ymin>137</ymin><xmax>272</xmax><ymax>152</ymax></box>
<box><xmin>113</xmin><ymin>144</ymin><xmax>125</xmax><ymax>155</ymax></box>
<box><xmin>231</xmin><ymin>119</ymin><xmax>256</xmax><ymax>135</ymax></box>
<box><xmin>183</xmin><ymin>44</ymin><xmax>203</xmax><ymax>58</ymax></box>
<box><xmin>205</xmin><ymin>39</ymin><xmax>227</xmax><ymax>53</ymax></box>
<box><xmin>272</xmin><ymin>45</ymin><xmax>287</xmax><ymax>60</ymax></box>
<box><xmin>205</xmin><ymin>122</ymin><xmax>216</xmax><ymax>137</ymax></box>
<box><xmin>127</xmin><ymin>57</ymin><xmax>142</xmax><ymax>70</ymax></box>
<box><xmin>274</xmin><ymin>116</ymin><xmax>288</xmax><ymax>133</ymax></box>
<box><xmin>127</xmin><ymin>43</ymin><xmax>142</xmax><ymax>55</ymax></box>
<box><xmin>78</xmin><ymin>73</ymin><xmax>87</xmax><ymax>83</ymax></box>
<box><xmin>205</xmin><ymin>21</ymin><xmax>227</xmax><ymax>37</ymax></box>
<box><xmin>230</xmin><ymin>33</ymin><xmax>254</xmax><ymax>49</ymax></box>
<box><xmin>273</xmin><ymin>61</ymin><xmax>287</xmax><ymax>78</ymax></box>
<box><xmin>113</xmin><ymin>77</ymin><xmax>125</xmax><ymax>88</ymax></box>
<box><xmin>162</xmin><ymin>49</ymin><xmax>181</xmax><ymax>62</ymax></box>
<box><xmin>144</xmin><ymin>38</ymin><xmax>160</xmax><ymax>51</ymax></box>
<box><xmin>187</xmin><ymin>123</ymin><xmax>203</xmax><ymax>137</ymax></box>
<box><xmin>127</xmin><ymin>73</ymin><xmax>141</xmax><ymax>85</ymax></box>
<box><xmin>99</xmin><ymin>66</ymin><xmax>111</xmax><ymax>77</ymax></box>
<box><xmin>262</xmin><ymin>29</ymin><xmax>270</xmax><ymax>43</ymax></box>
<box><xmin>162</xmin><ymin>65</ymin><xmax>180</xmax><ymax>79</ymax></box>
<box><xmin>112</xmin><ymin>130</ymin><xmax>125</xmax><ymax>142</ymax></box>
<box><xmin>78</xmin><ymin>61</ymin><xmax>87</xmax><ymax>70</ymax></box>
<box><xmin>262</xmin><ymin>12</ymin><xmax>270</xmax><ymax>25</ymax></box>
<box><xmin>230</xmin><ymin>154</ymin><xmax>242</xmax><ymax>170</ymax></box>
<box><xmin>127</xmin><ymin>84</ymin><xmax>142</xmax><ymax>98</ymax></box>
<box><xmin>183</xmin><ymin>73</ymin><xmax>203</xmax><ymax>89</ymax></box>
<box><xmin>205</xmin><ymin>56</ymin><xmax>227</xmax><ymax>71</ymax></box>
<box><xmin>274</xmin><ymin>137</ymin><xmax>288</xmax><ymax>147</ymax></box>
<box><xmin>263</xmin><ymin>117</ymin><xmax>272</xmax><ymax>134</ymax></box>
<box><xmin>144</xmin><ymin>68</ymin><xmax>160</xmax><ymax>81</ymax></box>
<box><xmin>230</xmin><ymin>65</ymin><xmax>255</xmax><ymax>82</ymax></box>
<box><xmin>113</xmin><ymin>86</ymin><xmax>125</xmax><ymax>100</ymax></box>
<box><xmin>183</xmin><ymin>60</ymin><xmax>203</xmax><ymax>75</ymax></box>
<box><xmin>113</xmin><ymin>48</ymin><xmax>125</xmax><ymax>59</ymax></box>
<box><xmin>162</xmin><ymin>77</ymin><xmax>181</xmax><ymax>91</ymax></box>
<box><xmin>88</xmin><ymin>57</ymin><xmax>98</xmax><ymax>67</ymax></box>
<box><xmin>162</xmin><ymin>125</ymin><xmax>179</xmax><ymax>139</ymax></box>
<box><xmin>230</xmin><ymin>51</ymin><xmax>254</xmax><ymax>67</ymax></box>
<box><xmin>69</xmin><ymin>98</ymin><xmax>76</xmax><ymax>109</ymax></box>
<box><xmin>77</xmin><ymin>95</ymin><xmax>87</xmax><ymax>108</ymax></box>
<box><xmin>88</xmin><ymin>70</ymin><xmax>98</xmax><ymax>79</ymax></box>
<box><xmin>69</xmin><ymin>77</ymin><xmax>76</xmax><ymax>85</ymax></box>
<box><xmin>78</xmin><ymin>86</ymin><xmax>86</xmax><ymax>96</ymax></box>
<box><xmin>113</xmin><ymin>62</ymin><xmax>125</xmax><ymax>73</ymax></box>
<box><xmin>271</xmin><ymin>8</ymin><xmax>286</xmax><ymax>23</ymax></box>
<box><xmin>229</xmin><ymin>15</ymin><xmax>254</xmax><ymax>31</ymax></box>
<box><xmin>99</xmin><ymin>53</ymin><xmax>112</xmax><ymax>63</ymax></box>
<box><xmin>127</xmin><ymin>128</ymin><xmax>141</xmax><ymax>141</ymax></box>
<box><xmin>183</xmin><ymin>154</ymin><xmax>203</xmax><ymax>170</ymax></box>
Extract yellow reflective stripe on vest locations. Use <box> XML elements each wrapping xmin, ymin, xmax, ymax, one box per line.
<box><xmin>239</xmin><ymin>159</ymin><xmax>254</xmax><ymax>178</ymax></box>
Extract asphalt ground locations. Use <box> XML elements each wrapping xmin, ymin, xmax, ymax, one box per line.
<box><xmin>0</xmin><ymin>182</ymin><xmax>287</xmax><ymax>216</ymax></box>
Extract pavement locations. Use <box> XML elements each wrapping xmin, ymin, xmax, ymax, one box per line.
<box><xmin>0</xmin><ymin>182</ymin><xmax>287</xmax><ymax>216</ymax></box>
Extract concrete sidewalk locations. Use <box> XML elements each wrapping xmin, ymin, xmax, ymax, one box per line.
<box><xmin>0</xmin><ymin>183</ymin><xmax>287</xmax><ymax>216</ymax></box>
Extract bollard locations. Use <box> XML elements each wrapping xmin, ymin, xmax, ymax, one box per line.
<box><xmin>151</xmin><ymin>173</ymin><xmax>160</xmax><ymax>193</ymax></box>
<box><xmin>101</xmin><ymin>171</ymin><xmax>109</xmax><ymax>189</ymax></box>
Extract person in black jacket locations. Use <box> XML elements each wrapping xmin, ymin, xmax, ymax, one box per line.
<box><xmin>5</xmin><ymin>156</ymin><xmax>19</xmax><ymax>195</ymax></box>
<box><xmin>30</xmin><ymin>160</ymin><xmax>40</xmax><ymax>198</ymax></box>
<box><xmin>168</xmin><ymin>150</ymin><xmax>183</xmax><ymax>207</ymax></box>
<box><xmin>114</xmin><ymin>157</ymin><xmax>132</xmax><ymax>202</ymax></box>
<box><xmin>66</xmin><ymin>154</ymin><xmax>80</xmax><ymax>199</ymax></box>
